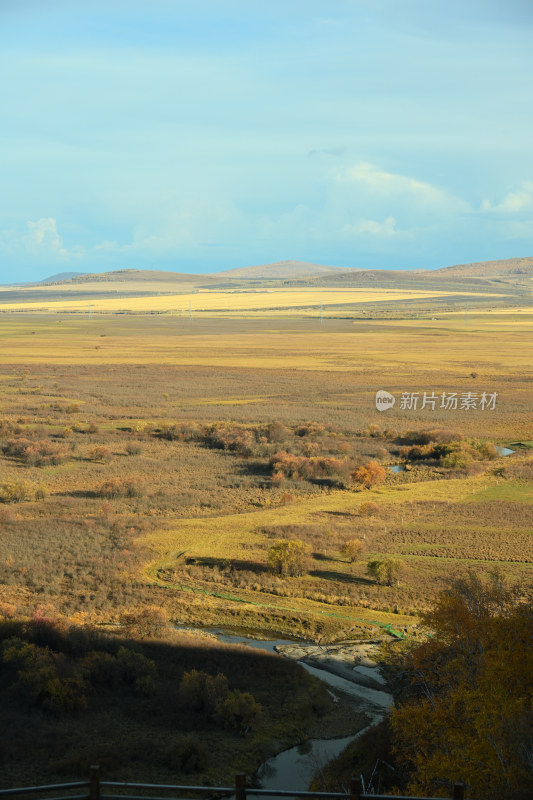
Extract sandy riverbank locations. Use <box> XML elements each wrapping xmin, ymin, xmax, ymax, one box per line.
<box><xmin>275</xmin><ymin>639</ymin><xmax>389</xmax><ymax>693</ymax></box>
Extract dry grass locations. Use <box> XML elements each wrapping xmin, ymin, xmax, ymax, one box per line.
<box><xmin>0</xmin><ymin>313</ymin><xmax>531</xmax><ymax>634</ymax></box>
<box><xmin>0</xmin><ymin>287</ymin><xmax>504</xmax><ymax>314</ymax></box>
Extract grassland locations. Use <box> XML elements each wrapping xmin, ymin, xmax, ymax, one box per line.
<box><xmin>0</xmin><ymin>300</ymin><xmax>531</xmax><ymax>640</ymax></box>
<box><xmin>0</xmin><ymin>280</ymin><xmax>531</xmax><ymax>790</ymax></box>
<box><xmin>0</xmin><ymin>286</ymin><xmax>506</xmax><ymax>315</ymax></box>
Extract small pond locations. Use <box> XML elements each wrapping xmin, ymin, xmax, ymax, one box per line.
<box><xmin>389</xmin><ymin>445</ymin><xmax>514</xmax><ymax>473</ymax></box>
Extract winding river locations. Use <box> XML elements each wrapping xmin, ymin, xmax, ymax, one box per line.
<box><xmin>191</xmin><ymin>447</ymin><xmax>517</xmax><ymax>790</ymax></box>
<box><xmin>212</xmin><ymin>631</ymin><xmax>393</xmax><ymax>792</ymax></box>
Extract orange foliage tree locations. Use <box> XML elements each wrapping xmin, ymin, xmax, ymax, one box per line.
<box><xmin>351</xmin><ymin>460</ymin><xmax>386</xmax><ymax>488</ymax></box>
<box><xmin>391</xmin><ymin>571</ymin><xmax>533</xmax><ymax>799</ymax></box>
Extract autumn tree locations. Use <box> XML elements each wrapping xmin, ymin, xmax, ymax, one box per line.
<box><xmin>119</xmin><ymin>606</ymin><xmax>170</xmax><ymax>638</ymax></box>
<box><xmin>341</xmin><ymin>538</ymin><xmax>363</xmax><ymax>563</ymax></box>
<box><xmin>179</xmin><ymin>670</ymin><xmax>229</xmax><ymax>714</ymax></box>
<box><xmin>391</xmin><ymin>571</ymin><xmax>533</xmax><ymax>800</ymax></box>
<box><xmin>367</xmin><ymin>558</ymin><xmax>402</xmax><ymax>586</ymax></box>
<box><xmin>214</xmin><ymin>689</ymin><xmax>262</xmax><ymax>734</ymax></box>
<box><xmin>267</xmin><ymin>539</ymin><xmax>310</xmax><ymax>577</ymax></box>
<box><xmin>352</xmin><ymin>460</ymin><xmax>386</xmax><ymax>489</ymax></box>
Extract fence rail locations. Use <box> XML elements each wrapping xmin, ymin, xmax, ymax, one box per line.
<box><xmin>0</xmin><ymin>767</ymin><xmax>467</xmax><ymax>800</ymax></box>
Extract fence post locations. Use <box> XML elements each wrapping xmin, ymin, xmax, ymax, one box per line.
<box><xmin>235</xmin><ymin>773</ymin><xmax>247</xmax><ymax>800</ymax></box>
<box><xmin>89</xmin><ymin>765</ymin><xmax>100</xmax><ymax>800</ymax></box>
<box><xmin>350</xmin><ymin>777</ymin><xmax>362</xmax><ymax>800</ymax></box>
<box><xmin>453</xmin><ymin>782</ymin><xmax>465</xmax><ymax>800</ymax></box>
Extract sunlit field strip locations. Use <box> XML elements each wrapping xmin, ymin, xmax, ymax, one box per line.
<box><xmin>141</xmin><ymin>475</ymin><xmax>501</xmax><ymax>561</ymax></box>
<box><xmin>0</xmin><ymin>287</ymin><xmax>504</xmax><ymax>313</ymax></box>
<box><xmin>0</xmin><ymin>317</ymin><xmax>532</xmax><ymax>373</ymax></box>
<box><xmin>140</xmin><ymin>474</ymin><xmax>518</xmax><ymax>626</ymax></box>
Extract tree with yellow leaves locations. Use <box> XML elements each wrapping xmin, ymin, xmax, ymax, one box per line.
<box><xmin>391</xmin><ymin>571</ymin><xmax>532</xmax><ymax>799</ymax></box>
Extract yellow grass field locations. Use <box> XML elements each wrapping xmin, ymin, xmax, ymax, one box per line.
<box><xmin>0</xmin><ymin>286</ymin><xmax>502</xmax><ymax>314</ymax></box>
<box><xmin>140</xmin><ymin>465</ymin><xmax>531</xmax><ymax>632</ymax></box>
<box><xmin>0</xmin><ymin>314</ymin><xmax>532</xmax><ymax>378</ymax></box>
<box><xmin>0</xmin><ymin>309</ymin><xmax>531</xmax><ymax>636</ymax></box>
<box><xmin>143</xmin><ymin>476</ymin><xmax>505</xmax><ymax>563</ymax></box>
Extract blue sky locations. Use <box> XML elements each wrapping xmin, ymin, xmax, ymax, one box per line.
<box><xmin>1</xmin><ymin>0</ymin><xmax>532</xmax><ymax>281</ymax></box>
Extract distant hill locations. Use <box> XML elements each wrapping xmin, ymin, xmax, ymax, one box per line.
<box><xmin>284</xmin><ymin>258</ymin><xmax>533</xmax><ymax>293</ymax></box>
<box><xmin>6</xmin><ymin>257</ymin><xmax>532</xmax><ymax>293</ymax></box>
<box><xmin>37</xmin><ymin>271</ymin><xmax>88</xmax><ymax>284</ymax></box>
<box><xmin>209</xmin><ymin>260</ymin><xmax>353</xmax><ymax>280</ymax></box>
<box><xmin>285</xmin><ymin>268</ymin><xmax>508</xmax><ymax>292</ymax></box>
<box><xmin>58</xmin><ymin>269</ymin><xmax>215</xmax><ymax>284</ymax></box>
<box><xmin>209</xmin><ymin>257</ymin><xmax>533</xmax><ymax>285</ymax></box>
<box><xmin>433</xmin><ymin>257</ymin><xmax>533</xmax><ymax>277</ymax></box>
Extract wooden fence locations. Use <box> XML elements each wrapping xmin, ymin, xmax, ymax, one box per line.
<box><xmin>0</xmin><ymin>767</ymin><xmax>468</xmax><ymax>800</ymax></box>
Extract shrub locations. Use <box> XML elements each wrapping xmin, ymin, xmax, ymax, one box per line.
<box><xmin>166</xmin><ymin>734</ymin><xmax>208</xmax><ymax>773</ymax></box>
<box><xmin>179</xmin><ymin>669</ymin><xmax>229</xmax><ymax>714</ymax></box>
<box><xmin>2</xmin><ymin>638</ymin><xmax>87</xmax><ymax>713</ymax></box>
<box><xmin>434</xmin><ymin>439</ymin><xmax>497</xmax><ymax>469</ymax></box>
<box><xmin>341</xmin><ymin>538</ymin><xmax>364</xmax><ymax>562</ymax></box>
<box><xmin>400</xmin><ymin>428</ymin><xmax>462</xmax><ymax>446</ymax></box>
<box><xmin>267</xmin><ymin>539</ymin><xmax>310</xmax><ymax>577</ymax></box>
<box><xmin>367</xmin><ymin>558</ymin><xmax>402</xmax><ymax>586</ymax></box>
<box><xmin>90</xmin><ymin>446</ymin><xmax>112</xmax><ymax>462</ymax></box>
<box><xmin>441</xmin><ymin>450</ymin><xmax>472</xmax><ymax>469</ymax></box>
<box><xmin>81</xmin><ymin>651</ymin><xmax>119</xmax><ymax>689</ymax></box>
<box><xmin>115</xmin><ymin>646</ymin><xmax>157</xmax><ymax>695</ymax></box>
<box><xmin>2</xmin><ymin>438</ymin><xmax>69</xmax><ymax>466</ymax></box>
<box><xmin>352</xmin><ymin>461</ymin><xmax>386</xmax><ymax>488</ymax></box>
<box><xmin>365</xmin><ymin>423</ymin><xmax>382</xmax><ymax>438</ymax></box>
<box><xmin>360</xmin><ymin>501</ymin><xmax>380</xmax><ymax>516</ymax></box>
<box><xmin>119</xmin><ymin>606</ymin><xmax>170</xmax><ymax>638</ymax></box>
<box><xmin>271</xmin><ymin>451</ymin><xmax>350</xmax><ymax>482</ymax></box>
<box><xmin>266</xmin><ymin>421</ymin><xmax>291</xmax><ymax>443</ymax></box>
<box><xmin>97</xmin><ymin>476</ymin><xmax>145</xmax><ymax>498</ymax></box>
<box><xmin>0</xmin><ymin>418</ymin><xmax>21</xmax><ymax>436</ymax></box>
<box><xmin>0</xmin><ymin>481</ymin><xmax>31</xmax><ymax>503</ymax></box>
<box><xmin>215</xmin><ymin>689</ymin><xmax>262</xmax><ymax>734</ymax></box>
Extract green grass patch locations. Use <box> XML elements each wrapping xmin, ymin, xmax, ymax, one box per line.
<box><xmin>466</xmin><ymin>481</ymin><xmax>533</xmax><ymax>503</ymax></box>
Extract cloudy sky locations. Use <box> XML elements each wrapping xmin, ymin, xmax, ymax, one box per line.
<box><xmin>1</xmin><ymin>0</ymin><xmax>532</xmax><ymax>281</ymax></box>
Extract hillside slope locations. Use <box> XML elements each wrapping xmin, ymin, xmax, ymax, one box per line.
<box><xmin>210</xmin><ymin>260</ymin><xmax>352</xmax><ymax>280</ymax></box>
<box><xmin>434</xmin><ymin>256</ymin><xmax>533</xmax><ymax>277</ymax></box>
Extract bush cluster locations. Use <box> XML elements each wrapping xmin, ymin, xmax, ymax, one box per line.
<box><xmin>351</xmin><ymin>460</ymin><xmax>386</xmax><ymax>488</ymax></box>
<box><xmin>267</xmin><ymin>539</ymin><xmax>311</xmax><ymax>577</ymax></box>
<box><xmin>97</xmin><ymin>476</ymin><xmax>145</xmax><ymax>498</ymax></box>
<box><xmin>2</xmin><ymin>437</ymin><xmax>69</xmax><ymax>466</ymax></box>
<box><xmin>397</xmin><ymin>437</ymin><xmax>498</xmax><ymax>468</ymax></box>
<box><xmin>270</xmin><ymin>450</ymin><xmax>351</xmax><ymax>482</ymax></box>
<box><xmin>179</xmin><ymin>668</ymin><xmax>261</xmax><ymax>734</ymax></box>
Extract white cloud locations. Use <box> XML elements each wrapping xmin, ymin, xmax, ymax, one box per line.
<box><xmin>344</xmin><ymin>216</ymin><xmax>398</xmax><ymax>237</ymax></box>
<box><xmin>481</xmin><ymin>181</ymin><xmax>533</xmax><ymax>213</ymax></box>
<box><xmin>0</xmin><ymin>218</ymin><xmax>87</xmax><ymax>262</ymax></box>
<box><xmin>340</xmin><ymin>162</ymin><xmax>469</xmax><ymax>212</ymax></box>
<box><xmin>94</xmin><ymin>240</ymin><xmax>119</xmax><ymax>252</ymax></box>
<box><xmin>26</xmin><ymin>217</ymin><xmax>67</xmax><ymax>255</ymax></box>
